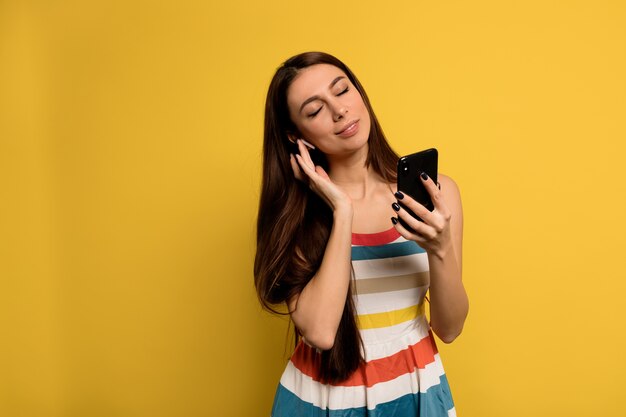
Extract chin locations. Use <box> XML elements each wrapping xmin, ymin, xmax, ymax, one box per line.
<box><xmin>354</xmin><ymin>129</ymin><xmax>371</xmax><ymax>147</ymax></box>
<box><xmin>342</xmin><ymin>134</ymin><xmax>370</xmax><ymax>154</ymax></box>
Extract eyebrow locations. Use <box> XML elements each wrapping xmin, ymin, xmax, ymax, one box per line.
<box><xmin>299</xmin><ymin>76</ymin><xmax>346</xmax><ymax>113</ymax></box>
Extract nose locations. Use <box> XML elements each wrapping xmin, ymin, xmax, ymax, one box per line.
<box><xmin>333</xmin><ymin>107</ymin><xmax>348</xmax><ymax>122</ymax></box>
<box><xmin>331</xmin><ymin>99</ymin><xmax>348</xmax><ymax>122</ymax></box>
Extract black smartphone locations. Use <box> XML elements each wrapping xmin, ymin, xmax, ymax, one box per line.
<box><xmin>396</xmin><ymin>148</ymin><xmax>438</xmax><ymax>230</ymax></box>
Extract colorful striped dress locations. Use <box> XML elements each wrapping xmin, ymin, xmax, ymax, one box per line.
<box><xmin>271</xmin><ymin>227</ymin><xmax>456</xmax><ymax>416</ymax></box>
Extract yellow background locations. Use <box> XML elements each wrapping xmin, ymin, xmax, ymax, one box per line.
<box><xmin>1</xmin><ymin>1</ymin><xmax>625</xmax><ymax>416</ymax></box>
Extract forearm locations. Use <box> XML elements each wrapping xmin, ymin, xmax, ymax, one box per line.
<box><xmin>289</xmin><ymin>206</ymin><xmax>353</xmax><ymax>350</ymax></box>
<box><xmin>427</xmin><ymin>244</ymin><xmax>469</xmax><ymax>343</ymax></box>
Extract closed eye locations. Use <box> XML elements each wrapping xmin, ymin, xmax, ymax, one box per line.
<box><xmin>307</xmin><ymin>106</ymin><xmax>323</xmax><ymax>118</ymax></box>
<box><xmin>306</xmin><ymin>86</ymin><xmax>348</xmax><ymax>117</ymax></box>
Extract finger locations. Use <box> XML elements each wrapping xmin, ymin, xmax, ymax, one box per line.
<box><xmin>289</xmin><ymin>153</ymin><xmax>305</xmax><ymax>182</ymax></box>
<box><xmin>300</xmin><ymin>138</ymin><xmax>316</xmax><ymax>150</ymax></box>
<box><xmin>391</xmin><ymin>216</ymin><xmax>427</xmax><ymax>244</ymax></box>
<box><xmin>419</xmin><ymin>172</ymin><xmax>445</xmax><ymax>211</ymax></box>
<box><xmin>392</xmin><ymin>202</ymin><xmax>437</xmax><ymax>239</ymax></box>
<box><xmin>314</xmin><ymin>165</ymin><xmax>331</xmax><ymax>181</ymax></box>
<box><xmin>394</xmin><ymin>191</ymin><xmax>435</xmax><ymax>225</ymax></box>
<box><xmin>297</xmin><ymin>139</ymin><xmax>315</xmax><ymax>167</ymax></box>
<box><xmin>295</xmin><ymin>153</ymin><xmax>317</xmax><ymax>178</ymax></box>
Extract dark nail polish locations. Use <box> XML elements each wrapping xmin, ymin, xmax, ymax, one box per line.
<box><xmin>394</xmin><ymin>191</ymin><xmax>404</xmax><ymax>200</ymax></box>
<box><xmin>392</xmin><ymin>202</ymin><xmax>400</xmax><ymax>212</ymax></box>
<box><xmin>391</xmin><ymin>217</ymin><xmax>398</xmax><ymax>225</ymax></box>
<box><xmin>420</xmin><ymin>172</ymin><xmax>428</xmax><ymax>180</ymax></box>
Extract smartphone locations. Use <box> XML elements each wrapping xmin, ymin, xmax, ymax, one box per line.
<box><xmin>396</xmin><ymin>148</ymin><xmax>438</xmax><ymax>230</ymax></box>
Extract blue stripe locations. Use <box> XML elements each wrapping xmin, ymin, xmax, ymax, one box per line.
<box><xmin>271</xmin><ymin>374</ymin><xmax>454</xmax><ymax>417</ymax></box>
<box><xmin>351</xmin><ymin>240</ymin><xmax>425</xmax><ymax>261</ymax></box>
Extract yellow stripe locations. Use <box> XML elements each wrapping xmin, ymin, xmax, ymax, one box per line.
<box><xmin>357</xmin><ymin>303</ymin><xmax>425</xmax><ymax>330</ymax></box>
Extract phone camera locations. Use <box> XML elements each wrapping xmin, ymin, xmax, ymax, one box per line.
<box><xmin>401</xmin><ymin>163</ymin><xmax>409</xmax><ymax>176</ymax></box>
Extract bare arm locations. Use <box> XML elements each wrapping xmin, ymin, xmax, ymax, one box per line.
<box><xmin>425</xmin><ymin>174</ymin><xmax>467</xmax><ymax>342</ymax></box>
<box><xmin>286</xmin><ymin>140</ymin><xmax>354</xmax><ymax>350</ymax></box>
<box><xmin>287</xmin><ymin>207</ymin><xmax>353</xmax><ymax>350</ymax></box>
<box><xmin>392</xmin><ymin>173</ymin><xmax>469</xmax><ymax>343</ymax></box>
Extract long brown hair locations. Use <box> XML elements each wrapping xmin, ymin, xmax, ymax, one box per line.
<box><xmin>254</xmin><ymin>52</ymin><xmax>398</xmax><ymax>382</ymax></box>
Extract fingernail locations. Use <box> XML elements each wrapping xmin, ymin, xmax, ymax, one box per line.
<box><xmin>300</xmin><ymin>139</ymin><xmax>316</xmax><ymax>149</ymax></box>
<box><xmin>392</xmin><ymin>202</ymin><xmax>400</xmax><ymax>212</ymax></box>
<box><xmin>394</xmin><ymin>191</ymin><xmax>404</xmax><ymax>200</ymax></box>
<box><xmin>391</xmin><ymin>217</ymin><xmax>398</xmax><ymax>225</ymax></box>
<box><xmin>420</xmin><ymin>172</ymin><xmax>428</xmax><ymax>180</ymax></box>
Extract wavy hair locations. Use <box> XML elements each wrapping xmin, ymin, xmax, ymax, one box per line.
<box><xmin>254</xmin><ymin>52</ymin><xmax>399</xmax><ymax>382</ymax></box>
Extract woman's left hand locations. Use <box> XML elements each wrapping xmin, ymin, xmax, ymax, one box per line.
<box><xmin>392</xmin><ymin>173</ymin><xmax>453</xmax><ymax>260</ymax></box>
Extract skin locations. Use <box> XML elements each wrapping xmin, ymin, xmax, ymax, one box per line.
<box><xmin>284</xmin><ymin>64</ymin><xmax>469</xmax><ymax>349</ymax></box>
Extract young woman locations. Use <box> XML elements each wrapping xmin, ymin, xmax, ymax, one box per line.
<box><xmin>254</xmin><ymin>52</ymin><xmax>469</xmax><ymax>416</ymax></box>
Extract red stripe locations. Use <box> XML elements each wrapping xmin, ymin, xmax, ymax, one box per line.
<box><xmin>352</xmin><ymin>227</ymin><xmax>401</xmax><ymax>246</ymax></box>
<box><xmin>290</xmin><ymin>332</ymin><xmax>439</xmax><ymax>387</ymax></box>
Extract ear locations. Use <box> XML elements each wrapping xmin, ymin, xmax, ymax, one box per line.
<box><xmin>287</xmin><ymin>132</ymin><xmax>299</xmax><ymax>144</ymax></box>
<box><xmin>286</xmin><ymin>132</ymin><xmax>316</xmax><ymax>150</ymax></box>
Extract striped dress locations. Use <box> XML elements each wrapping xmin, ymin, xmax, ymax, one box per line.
<box><xmin>271</xmin><ymin>227</ymin><xmax>456</xmax><ymax>416</ymax></box>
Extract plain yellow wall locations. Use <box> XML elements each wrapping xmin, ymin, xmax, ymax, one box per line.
<box><xmin>1</xmin><ymin>0</ymin><xmax>625</xmax><ymax>416</ymax></box>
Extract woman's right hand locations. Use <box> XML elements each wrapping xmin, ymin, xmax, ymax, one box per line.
<box><xmin>289</xmin><ymin>139</ymin><xmax>353</xmax><ymax>214</ymax></box>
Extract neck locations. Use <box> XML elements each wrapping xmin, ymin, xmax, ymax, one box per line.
<box><xmin>327</xmin><ymin>145</ymin><xmax>385</xmax><ymax>200</ymax></box>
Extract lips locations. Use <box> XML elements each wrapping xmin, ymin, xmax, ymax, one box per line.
<box><xmin>335</xmin><ymin>119</ymin><xmax>359</xmax><ymax>138</ymax></box>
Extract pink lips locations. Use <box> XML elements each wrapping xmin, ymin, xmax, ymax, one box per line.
<box><xmin>336</xmin><ymin>120</ymin><xmax>359</xmax><ymax>138</ymax></box>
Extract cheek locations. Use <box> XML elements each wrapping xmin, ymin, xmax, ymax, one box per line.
<box><xmin>301</xmin><ymin>119</ymin><xmax>329</xmax><ymax>138</ymax></box>
<box><xmin>297</xmin><ymin>122</ymin><xmax>315</xmax><ymax>137</ymax></box>
<box><xmin>356</xmin><ymin>97</ymin><xmax>370</xmax><ymax>122</ymax></box>
<box><xmin>355</xmin><ymin>95</ymin><xmax>368</xmax><ymax>112</ymax></box>
<box><xmin>292</xmin><ymin>118</ymin><xmax>312</xmax><ymax>136</ymax></box>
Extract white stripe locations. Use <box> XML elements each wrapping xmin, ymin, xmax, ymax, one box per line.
<box><xmin>279</xmin><ymin>353</ymin><xmax>447</xmax><ymax>410</ymax></box>
<box><xmin>352</xmin><ymin>252</ymin><xmax>430</xmax><ymax>280</ymax></box>
<box><xmin>448</xmin><ymin>407</ymin><xmax>457</xmax><ymax>417</ymax></box>
<box><xmin>354</xmin><ymin>286</ymin><xmax>428</xmax><ymax>315</ymax></box>
<box><xmin>361</xmin><ymin>317</ymin><xmax>431</xmax><ymax>360</ymax></box>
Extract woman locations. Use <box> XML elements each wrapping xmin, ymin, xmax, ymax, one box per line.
<box><xmin>254</xmin><ymin>52</ymin><xmax>469</xmax><ymax>416</ymax></box>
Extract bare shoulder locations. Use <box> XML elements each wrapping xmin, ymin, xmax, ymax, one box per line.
<box><xmin>437</xmin><ymin>173</ymin><xmax>463</xmax><ymax>218</ymax></box>
<box><xmin>438</xmin><ymin>173</ymin><xmax>464</xmax><ymax>270</ymax></box>
<box><xmin>438</xmin><ymin>173</ymin><xmax>462</xmax><ymax>200</ymax></box>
